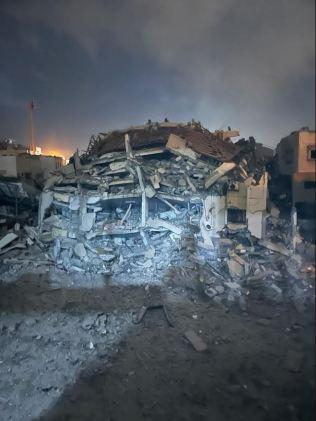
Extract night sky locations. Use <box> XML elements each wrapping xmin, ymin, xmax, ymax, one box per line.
<box><xmin>0</xmin><ymin>0</ymin><xmax>315</xmax><ymax>158</ymax></box>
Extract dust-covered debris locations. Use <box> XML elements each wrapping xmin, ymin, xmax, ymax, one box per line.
<box><xmin>1</xmin><ymin>120</ymin><xmax>313</xmax><ymax>312</ymax></box>
<box><xmin>33</xmin><ymin>121</ymin><xmax>272</xmax><ymax>287</ymax></box>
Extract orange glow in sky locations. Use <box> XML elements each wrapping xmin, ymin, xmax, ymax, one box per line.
<box><xmin>40</xmin><ymin>135</ymin><xmax>75</xmax><ymax>160</ymax></box>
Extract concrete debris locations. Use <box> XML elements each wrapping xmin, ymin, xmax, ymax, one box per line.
<box><xmin>166</xmin><ymin>133</ymin><xmax>199</xmax><ymax>161</ymax></box>
<box><xmin>81</xmin><ymin>313</ymin><xmax>108</xmax><ymax>332</ymax></box>
<box><xmin>147</xmin><ymin>217</ymin><xmax>182</xmax><ymax>235</ymax></box>
<box><xmin>40</xmin><ymin>121</ymin><xmax>270</xmax><ymax>275</ymax></box>
<box><xmin>74</xmin><ymin>243</ymin><xmax>87</xmax><ymax>260</ymax></box>
<box><xmin>227</xmin><ymin>254</ymin><xmax>250</xmax><ymax>278</ymax></box>
<box><xmin>0</xmin><ymin>232</ymin><xmax>18</xmax><ymax>249</ymax></box>
<box><xmin>0</xmin><ymin>242</ymin><xmax>26</xmax><ymax>256</ymax></box>
<box><xmin>80</xmin><ymin>212</ymin><xmax>96</xmax><ymax>232</ymax></box>
<box><xmin>134</xmin><ymin>304</ymin><xmax>174</xmax><ymax>327</ymax></box>
<box><xmin>184</xmin><ymin>330</ymin><xmax>207</xmax><ymax>352</ymax></box>
<box><xmin>1</xmin><ymin>119</ymin><xmax>310</xmax><ymax>312</ymax></box>
<box><xmin>258</xmin><ymin>239</ymin><xmax>291</xmax><ymax>256</ymax></box>
<box><xmin>205</xmin><ymin>162</ymin><xmax>236</xmax><ymax>189</ymax></box>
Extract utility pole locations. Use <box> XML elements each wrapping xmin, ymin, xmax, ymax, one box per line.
<box><xmin>28</xmin><ymin>99</ymin><xmax>36</xmax><ymax>154</ymax></box>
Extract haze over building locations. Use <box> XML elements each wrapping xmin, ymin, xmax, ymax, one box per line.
<box><xmin>0</xmin><ymin>0</ymin><xmax>314</xmax><ymax>157</ymax></box>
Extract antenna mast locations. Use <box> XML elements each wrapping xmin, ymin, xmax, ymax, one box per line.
<box><xmin>28</xmin><ymin>99</ymin><xmax>36</xmax><ymax>154</ymax></box>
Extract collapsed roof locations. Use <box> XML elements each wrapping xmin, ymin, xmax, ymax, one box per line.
<box><xmin>37</xmin><ymin>119</ymin><xmax>273</xmax><ymax>278</ymax></box>
<box><xmin>83</xmin><ymin>120</ymin><xmax>241</xmax><ymax>163</ymax></box>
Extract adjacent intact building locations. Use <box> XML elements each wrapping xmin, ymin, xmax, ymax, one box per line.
<box><xmin>0</xmin><ymin>140</ymin><xmax>63</xmax><ymax>183</ymax></box>
<box><xmin>0</xmin><ymin>139</ymin><xmax>64</xmax><ymax>217</ymax></box>
<box><xmin>274</xmin><ymin>129</ymin><xmax>316</xmax><ymax>215</ymax></box>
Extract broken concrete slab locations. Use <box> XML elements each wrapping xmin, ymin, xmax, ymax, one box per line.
<box><xmin>246</xmin><ymin>172</ymin><xmax>268</xmax><ymax>213</ymax></box>
<box><xmin>0</xmin><ymin>242</ymin><xmax>26</xmax><ymax>256</ymax></box>
<box><xmin>150</xmin><ymin>174</ymin><xmax>161</xmax><ymax>189</ymax></box>
<box><xmin>86</xmin><ymin>196</ymin><xmax>101</xmax><ymax>205</ymax></box>
<box><xmin>80</xmin><ymin>213</ymin><xmax>96</xmax><ymax>232</ymax></box>
<box><xmin>99</xmin><ymin>253</ymin><xmax>116</xmax><ymax>262</ymax></box>
<box><xmin>38</xmin><ymin>191</ymin><xmax>54</xmax><ymax>227</ymax></box>
<box><xmin>74</xmin><ymin>243</ymin><xmax>87</xmax><ymax>260</ymax></box>
<box><xmin>247</xmin><ymin>210</ymin><xmax>264</xmax><ymax>239</ymax></box>
<box><xmin>147</xmin><ymin>218</ymin><xmax>182</xmax><ymax>235</ymax></box>
<box><xmin>0</xmin><ymin>232</ymin><xmax>18</xmax><ymax>249</ymax></box>
<box><xmin>52</xmin><ymin>227</ymin><xmax>68</xmax><ymax>238</ymax></box>
<box><xmin>227</xmin><ymin>259</ymin><xmax>244</xmax><ymax>278</ymax></box>
<box><xmin>53</xmin><ymin>192</ymin><xmax>70</xmax><ymax>203</ymax></box>
<box><xmin>43</xmin><ymin>175</ymin><xmax>63</xmax><ymax>191</ymax></box>
<box><xmin>205</xmin><ymin>162</ymin><xmax>236</xmax><ymax>189</ymax></box>
<box><xmin>69</xmin><ymin>196</ymin><xmax>80</xmax><ymax>211</ymax></box>
<box><xmin>145</xmin><ymin>185</ymin><xmax>156</xmax><ymax>198</ymax></box>
<box><xmin>184</xmin><ymin>330</ymin><xmax>207</xmax><ymax>352</ymax></box>
<box><xmin>109</xmin><ymin>160</ymin><xmax>127</xmax><ymax>171</ymax></box>
<box><xmin>227</xmin><ymin>254</ymin><xmax>250</xmax><ymax>278</ymax></box>
<box><xmin>166</xmin><ymin>134</ymin><xmax>199</xmax><ymax>161</ymax></box>
<box><xmin>259</xmin><ymin>240</ymin><xmax>291</xmax><ymax>256</ymax></box>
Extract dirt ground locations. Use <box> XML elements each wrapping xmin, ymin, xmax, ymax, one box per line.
<box><xmin>0</xmin><ymin>265</ymin><xmax>314</xmax><ymax>421</ymax></box>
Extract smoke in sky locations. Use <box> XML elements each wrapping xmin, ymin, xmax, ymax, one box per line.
<box><xmin>0</xmin><ymin>0</ymin><xmax>314</xmax><ymax>152</ymax></box>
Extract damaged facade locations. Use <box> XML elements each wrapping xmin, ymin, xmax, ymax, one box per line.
<box><xmin>38</xmin><ymin>120</ymin><xmax>269</xmax><ymax>276</ymax></box>
<box><xmin>0</xmin><ymin>139</ymin><xmax>63</xmax><ymax>224</ymax></box>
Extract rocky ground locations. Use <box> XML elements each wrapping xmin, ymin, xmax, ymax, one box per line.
<box><xmin>0</xmin><ymin>243</ymin><xmax>315</xmax><ymax>421</ymax></box>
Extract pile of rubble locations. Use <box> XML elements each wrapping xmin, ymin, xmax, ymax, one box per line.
<box><xmin>35</xmin><ymin>121</ymin><xmax>270</xmax><ymax>276</ymax></box>
<box><xmin>1</xmin><ymin>120</ymin><xmax>313</xmax><ymax>310</ymax></box>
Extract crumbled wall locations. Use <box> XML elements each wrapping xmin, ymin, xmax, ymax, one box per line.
<box><xmin>38</xmin><ymin>121</ymin><xmax>270</xmax><ymax>273</ymax></box>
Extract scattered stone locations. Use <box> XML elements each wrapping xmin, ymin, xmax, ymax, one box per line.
<box><xmin>0</xmin><ymin>232</ymin><xmax>18</xmax><ymax>250</ymax></box>
<box><xmin>264</xmin><ymin>283</ymin><xmax>283</xmax><ymax>303</ymax></box>
<box><xmin>80</xmin><ymin>213</ymin><xmax>95</xmax><ymax>232</ymax></box>
<box><xmin>205</xmin><ymin>287</ymin><xmax>218</xmax><ymax>298</ymax></box>
<box><xmin>69</xmin><ymin>196</ymin><xmax>80</xmax><ymax>211</ymax></box>
<box><xmin>215</xmin><ymin>285</ymin><xmax>225</xmax><ymax>294</ymax></box>
<box><xmin>256</xmin><ymin>318</ymin><xmax>271</xmax><ymax>326</ymax></box>
<box><xmin>184</xmin><ymin>330</ymin><xmax>207</xmax><ymax>352</ymax></box>
<box><xmin>74</xmin><ymin>243</ymin><xmax>87</xmax><ymax>260</ymax></box>
<box><xmin>100</xmin><ymin>254</ymin><xmax>116</xmax><ymax>262</ymax></box>
<box><xmin>14</xmin><ymin>223</ymin><xmax>20</xmax><ymax>232</ymax></box>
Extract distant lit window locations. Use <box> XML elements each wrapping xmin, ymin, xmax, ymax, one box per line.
<box><xmin>307</xmin><ymin>146</ymin><xmax>316</xmax><ymax>160</ymax></box>
<box><xmin>304</xmin><ymin>181</ymin><xmax>316</xmax><ymax>189</ymax></box>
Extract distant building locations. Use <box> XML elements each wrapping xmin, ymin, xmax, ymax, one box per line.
<box><xmin>0</xmin><ymin>153</ymin><xmax>62</xmax><ymax>181</ymax></box>
<box><xmin>0</xmin><ymin>138</ymin><xmax>29</xmax><ymax>155</ymax></box>
<box><xmin>274</xmin><ymin>128</ymin><xmax>316</xmax><ymax>213</ymax></box>
<box><xmin>0</xmin><ymin>140</ymin><xmax>63</xmax><ymax>183</ymax></box>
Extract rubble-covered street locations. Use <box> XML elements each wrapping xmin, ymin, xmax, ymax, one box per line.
<box><xmin>0</xmin><ymin>121</ymin><xmax>315</xmax><ymax>420</ymax></box>
<box><xmin>0</xmin><ymin>258</ymin><xmax>314</xmax><ymax>421</ymax></box>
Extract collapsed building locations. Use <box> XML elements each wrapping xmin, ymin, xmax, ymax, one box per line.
<box><xmin>1</xmin><ymin>120</ymin><xmax>314</xmax><ymax>311</ymax></box>
<box><xmin>36</xmin><ymin>121</ymin><xmax>271</xmax><ymax>278</ymax></box>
